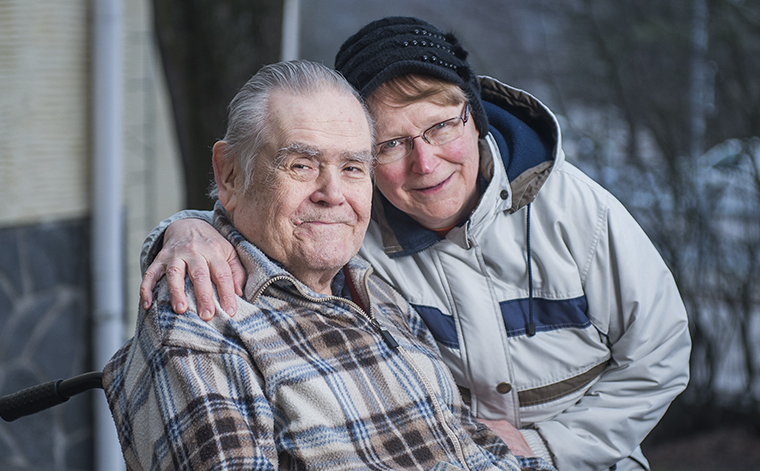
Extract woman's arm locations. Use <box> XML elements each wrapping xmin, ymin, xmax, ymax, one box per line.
<box><xmin>139</xmin><ymin>212</ymin><xmax>245</xmax><ymax>320</ymax></box>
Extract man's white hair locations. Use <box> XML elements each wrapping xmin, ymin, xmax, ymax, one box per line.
<box><xmin>209</xmin><ymin>60</ymin><xmax>376</xmax><ymax>198</ymax></box>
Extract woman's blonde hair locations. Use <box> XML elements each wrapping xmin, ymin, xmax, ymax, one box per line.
<box><xmin>366</xmin><ymin>74</ymin><xmax>467</xmax><ymax>110</ymax></box>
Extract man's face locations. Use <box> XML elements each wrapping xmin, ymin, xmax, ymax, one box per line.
<box><xmin>221</xmin><ymin>88</ymin><xmax>373</xmax><ymax>294</ymax></box>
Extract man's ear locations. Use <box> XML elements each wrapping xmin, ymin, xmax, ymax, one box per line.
<box><xmin>212</xmin><ymin>141</ymin><xmax>241</xmax><ymax>210</ymax></box>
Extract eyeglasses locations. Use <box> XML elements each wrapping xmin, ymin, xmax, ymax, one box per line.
<box><xmin>374</xmin><ymin>103</ymin><xmax>470</xmax><ymax>165</ymax></box>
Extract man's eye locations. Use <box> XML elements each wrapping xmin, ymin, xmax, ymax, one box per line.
<box><xmin>291</xmin><ymin>162</ymin><xmax>312</xmax><ymax>171</ymax></box>
<box><xmin>344</xmin><ymin>164</ymin><xmax>367</xmax><ymax>173</ymax></box>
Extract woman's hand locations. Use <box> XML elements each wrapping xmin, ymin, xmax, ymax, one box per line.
<box><xmin>478</xmin><ymin>419</ymin><xmax>534</xmax><ymax>457</ymax></box>
<box><xmin>139</xmin><ymin>218</ymin><xmax>246</xmax><ymax>320</ymax></box>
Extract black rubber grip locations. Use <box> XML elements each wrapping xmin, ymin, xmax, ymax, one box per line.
<box><xmin>0</xmin><ymin>379</ymin><xmax>68</xmax><ymax>422</ymax></box>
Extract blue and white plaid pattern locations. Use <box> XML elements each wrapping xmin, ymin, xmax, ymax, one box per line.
<box><xmin>104</xmin><ymin>207</ymin><xmax>555</xmax><ymax>471</ymax></box>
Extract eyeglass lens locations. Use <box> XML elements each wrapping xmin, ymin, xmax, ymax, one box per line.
<box><xmin>375</xmin><ymin>104</ymin><xmax>469</xmax><ymax>164</ymax></box>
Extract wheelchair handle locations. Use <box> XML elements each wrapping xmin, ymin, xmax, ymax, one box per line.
<box><xmin>0</xmin><ymin>371</ymin><xmax>103</xmax><ymax>422</ymax></box>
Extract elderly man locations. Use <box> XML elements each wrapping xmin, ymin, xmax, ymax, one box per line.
<box><xmin>103</xmin><ymin>61</ymin><xmax>553</xmax><ymax>471</ymax></box>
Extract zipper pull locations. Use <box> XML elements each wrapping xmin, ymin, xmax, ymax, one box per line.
<box><xmin>373</xmin><ymin>320</ymin><xmax>399</xmax><ymax>350</ymax></box>
<box><xmin>380</xmin><ymin>328</ymin><xmax>399</xmax><ymax>350</ymax></box>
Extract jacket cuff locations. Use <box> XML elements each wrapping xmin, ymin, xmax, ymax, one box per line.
<box><xmin>521</xmin><ymin>429</ymin><xmax>555</xmax><ymax>466</ymax></box>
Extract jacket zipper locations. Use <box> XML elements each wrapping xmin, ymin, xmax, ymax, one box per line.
<box><xmin>398</xmin><ymin>348</ymin><xmax>470</xmax><ymax>468</ymax></box>
<box><xmin>352</xmin><ymin>271</ymin><xmax>469</xmax><ymax>469</ymax></box>
<box><xmin>255</xmin><ymin>272</ymin><xmax>469</xmax><ymax>469</ymax></box>
<box><xmin>253</xmin><ymin>273</ymin><xmax>399</xmax><ymax>350</ymax></box>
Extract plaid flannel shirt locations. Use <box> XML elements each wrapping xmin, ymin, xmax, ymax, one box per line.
<box><xmin>103</xmin><ymin>206</ymin><xmax>554</xmax><ymax>471</ymax></box>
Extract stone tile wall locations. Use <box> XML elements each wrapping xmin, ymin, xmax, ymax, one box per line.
<box><xmin>0</xmin><ymin>219</ymin><xmax>94</xmax><ymax>471</ymax></box>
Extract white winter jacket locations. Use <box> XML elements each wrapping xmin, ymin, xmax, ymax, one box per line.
<box><xmin>142</xmin><ymin>76</ymin><xmax>690</xmax><ymax>471</ymax></box>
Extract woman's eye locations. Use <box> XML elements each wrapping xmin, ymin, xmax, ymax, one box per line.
<box><xmin>382</xmin><ymin>139</ymin><xmax>401</xmax><ymax>150</ymax></box>
<box><xmin>434</xmin><ymin>119</ymin><xmax>458</xmax><ymax>132</ymax></box>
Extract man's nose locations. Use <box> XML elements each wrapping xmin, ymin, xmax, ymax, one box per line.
<box><xmin>311</xmin><ymin>169</ymin><xmax>346</xmax><ymax>205</ymax></box>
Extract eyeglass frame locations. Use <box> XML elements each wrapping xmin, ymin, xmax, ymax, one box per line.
<box><xmin>373</xmin><ymin>103</ymin><xmax>470</xmax><ymax>165</ymax></box>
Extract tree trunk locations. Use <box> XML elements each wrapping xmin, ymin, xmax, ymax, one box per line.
<box><xmin>153</xmin><ymin>0</ymin><xmax>284</xmax><ymax>209</ymax></box>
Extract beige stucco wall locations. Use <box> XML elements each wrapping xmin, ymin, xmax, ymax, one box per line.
<box><xmin>121</xmin><ymin>0</ymin><xmax>184</xmax><ymax>331</ymax></box>
<box><xmin>0</xmin><ymin>0</ymin><xmax>91</xmax><ymax>225</ymax></box>
<box><xmin>0</xmin><ymin>0</ymin><xmax>184</xmax><ymax>334</ymax></box>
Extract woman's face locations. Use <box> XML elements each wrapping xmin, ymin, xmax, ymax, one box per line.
<box><xmin>370</xmin><ymin>99</ymin><xmax>481</xmax><ymax>230</ymax></box>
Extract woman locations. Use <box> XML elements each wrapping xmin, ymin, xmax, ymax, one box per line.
<box><xmin>139</xmin><ymin>17</ymin><xmax>690</xmax><ymax>470</ymax></box>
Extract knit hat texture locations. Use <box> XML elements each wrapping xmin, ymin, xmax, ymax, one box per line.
<box><xmin>335</xmin><ymin>16</ymin><xmax>488</xmax><ymax>137</ymax></box>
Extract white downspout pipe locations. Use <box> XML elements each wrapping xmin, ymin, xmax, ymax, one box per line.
<box><xmin>281</xmin><ymin>0</ymin><xmax>300</xmax><ymax>61</ymax></box>
<box><xmin>92</xmin><ymin>0</ymin><xmax>125</xmax><ymax>470</ymax></box>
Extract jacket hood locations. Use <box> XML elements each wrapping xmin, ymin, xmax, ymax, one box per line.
<box><xmin>373</xmin><ymin>76</ymin><xmax>562</xmax><ymax>258</ymax></box>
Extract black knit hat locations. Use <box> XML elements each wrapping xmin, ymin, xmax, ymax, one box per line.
<box><xmin>335</xmin><ymin>16</ymin><xmax>488</xmax><ymax>137</ymax></box>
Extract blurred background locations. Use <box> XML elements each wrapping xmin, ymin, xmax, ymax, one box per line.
<box><xmin>1</xmin><ymin>0</ymin><xmax>758</xmax><ymax>470</ymax></box>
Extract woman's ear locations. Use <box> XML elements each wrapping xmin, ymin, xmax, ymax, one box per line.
<box><xmin>212</xmin><ymin>141</ymin><xmax>240</xmax><ymax>211</ymax></box>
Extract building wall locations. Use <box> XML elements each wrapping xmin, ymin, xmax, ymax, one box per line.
<box><xmin>121</xmin><ymin>0</ymin><xmax>184</xmax><ymax>333</ymax></box>
<box><xmin>0</xmin><ymin>221</ymin><xmax>93</xmax><ymax>470</ymax></box>
<box><xmin>0</xmin><ymin>0</ymin><xmax>91</xmax><ymax>226</ymax></box>
<box><xmin>0</xmin><ymin>0</ymin><xmax>183</xmax><ymax>469</ymax></box>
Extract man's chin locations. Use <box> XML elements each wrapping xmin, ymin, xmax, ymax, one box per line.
<box><xmin>287</xmin><ymin>248</ymin><xmax>357</xmax><ymax>292</ymax></box>
<box><xmin>303</xmin><ymin>247</ymin><xmax>357</xmax><ymax>270</ymax></box>
<box><xmin>296</xmin><ymin>226</ymin><xmax>361</xmax><ymax>250</ymax></box>
<box><xmin>290</xmin><ymin>226</ymin><xmax>365</xmax><ymax>272</ymax></box>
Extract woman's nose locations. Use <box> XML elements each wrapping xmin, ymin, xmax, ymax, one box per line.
<box><xmin>409</xmin><ymin>139</ymin><xmax>441</xmax><ymax>174</ymax></box>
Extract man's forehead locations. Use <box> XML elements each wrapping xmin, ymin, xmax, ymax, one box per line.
<box><xmin>270</xmin><ymin>88</ymin><xmax>359</xmax><ymax>118</ymax></box>
<box><xmin>272</xmin><ymin>89</ymin><xmax>368</xmax><ymax>127</ymax></box>
<box><xmin>261</xmin><ymin>89</ymin><xmax>370</xmax><ymax>166</ymax></box>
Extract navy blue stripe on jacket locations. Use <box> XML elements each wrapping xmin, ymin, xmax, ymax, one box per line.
<box><xmin>412</xmin><ymin>296</ymin><xmax>589</xmax><ymax>348</ymax></box>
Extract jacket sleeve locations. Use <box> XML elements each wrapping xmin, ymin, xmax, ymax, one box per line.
<box><xmin>104</xmin><ymin>310</ymin><xmax>278</xmax><ymax>470</ymax></box>
<box><xmin>533</xmin><ymin>192</ymin><xmax>691</xmax><ymax>470</ymax></box>
<box><xmin>140</xmin><ymin>209</ymin><xmax>215</xmax><ymax>274</ymax></box>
